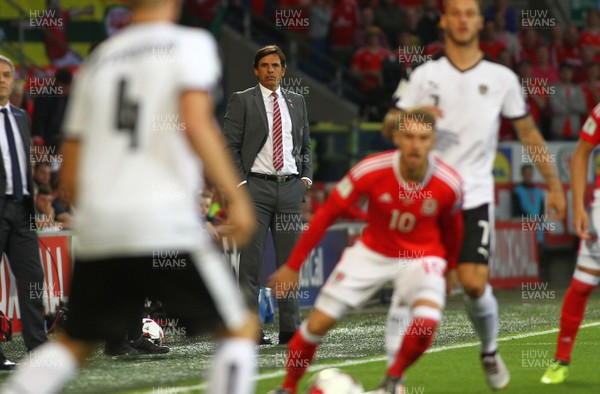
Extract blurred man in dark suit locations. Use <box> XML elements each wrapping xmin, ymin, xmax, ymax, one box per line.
<box><xmin>0</xmin><ymin>55</ymin><xmax>48</xmax><ymax>369</ymax></box>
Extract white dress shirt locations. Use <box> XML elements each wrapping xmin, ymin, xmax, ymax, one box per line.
<box><xmin>251</xmin><ymin>83</ymin><xmax>297</xmax><ymax>175</ymax></box>
<box><xmin>0</xmin><ymin>104</ymin><xmax>29</xmax><ymax>196</ymax></box>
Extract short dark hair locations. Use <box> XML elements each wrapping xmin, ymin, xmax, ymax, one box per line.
<box><xmin>38</xmin><ymin>185</ymin><xmax>53</xmax><ymax>196</ymax></box>
<box><xmin>55</xmin><ymin>68</ymin><xmax>72</xmax><ymax>85</ymax></box>
<box><xmin>521</xmin><ymin>163</ymin><xmax>534</xmax><ymax>174</ymax></box>
<box><xmin>253</xmin><ymin>45</ymin><xmax>286</xmax><ymax>69</ymax></box>
<box><xmin>201</xmin><ymin>190</ymin><xmax>213</xmax><ymax>199</ymax></box>
<box><xmin>35</xmin><ymin>162</ymin><xmax>51</xmax><ymax>170</ymax></box>
<box><xmin>559</xmin><ymin>62</ymin><xmax>574</xmax><ymax>71</ymax></box>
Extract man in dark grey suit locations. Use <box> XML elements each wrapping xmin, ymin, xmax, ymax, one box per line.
<box><xmin>224</xmin><ymin>45</ymin><xmax>312</xmax><ymax>345</ymax></box>
<box><xmin>0</xmin><ymin>55</ymin><xmax>48</xmax><ymax>367</ymax></box>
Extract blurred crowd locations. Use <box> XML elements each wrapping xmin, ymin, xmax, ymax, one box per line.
<box><xmin>20</xmin><ymin>0</ymin><xmax>600</xmax><ymax>142</ymax></box>
<box><xmin>10</xmin><ymin>0</ymin><xmax>596</xmax><ymax>234</ymax></box>
<box><xmin>234</xmin><ymin>0</ymin><xmax>600</xmax><ymax>139</ymax></box>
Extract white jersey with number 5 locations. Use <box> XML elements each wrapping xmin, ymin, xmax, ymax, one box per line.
<box><xmin>397</xmin><ymin>54</ymin><xmax>528</xmax><ymax>209</ymax></box>
<box><xmin>63</xmin><ymin>23</ymin><xmax>218</xmax><ymax>258</ymax></box>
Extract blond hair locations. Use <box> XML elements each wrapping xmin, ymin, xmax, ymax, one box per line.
<box><xmin>383</xmin><ymin>108</ymin><xmax>437</xmax><ymax>140</ymax></box>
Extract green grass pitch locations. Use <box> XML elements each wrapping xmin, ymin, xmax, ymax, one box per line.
<box><xmin>0</xmin><ymin>289</ymin><xmax>599</xmax><ymax>393</ymax></box>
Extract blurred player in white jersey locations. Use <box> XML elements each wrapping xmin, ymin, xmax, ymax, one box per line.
<box><xmin>268</xmin><ymin>110</ymin><xmax>464</xmax><ymax>394</ymax></box>
<box><xmin>383</xmin><ymin>0</ymin><xmax>565</xmax><ymax>390</ymax></box>
<box><xmin>2</xmin><ymin>1</ymin><xmax>259</xmax><ymax>393</ymax></box>
<box><xmin>541</xmin><ymin>102</ymin><xmax>600</xmax><ymax>384</ymax></box>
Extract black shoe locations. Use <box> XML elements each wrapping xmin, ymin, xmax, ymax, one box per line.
<box><xmin>278</xmin><ymin>331</ymin><xmax>295</xmax><ymax>345</ymax></box>
<box><xmin>130</xmin><ymin>337</ymin><xmax>170</xmax><ymax>354</ymax></box>
<box><xmin>104</xmin><ymin>342</ymin><xmax>140</xmax><ymax>356</ymax></box>
<box><xmin>259</xmin><ymin>330</ymin><xmax>273</xmax><ymax>345</ymax></box>
<box><xmin>0</xmin><ymin>355</ymin><xmax>16</xmax><ymax>371</ymax></box>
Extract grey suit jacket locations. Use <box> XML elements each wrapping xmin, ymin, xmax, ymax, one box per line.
<box><xmin>0</xmin><ymin>105</ymin><xmax>36</xmax><ymax>216</ymax></box>
<box><xmin>223</xmin><ymin>85</ymin><xmax>312</xmax><ymax>181</ymax></box>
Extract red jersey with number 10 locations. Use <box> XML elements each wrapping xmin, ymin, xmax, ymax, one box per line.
<box><xmin>286</xmin><ymin>150</ymin><xmax>464</xmax><ymax>271</ymax></box>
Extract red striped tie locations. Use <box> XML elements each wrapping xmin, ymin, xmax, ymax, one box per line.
<box><xmin>272</xmin><ymin>92</ymin><xmax>284</xmax><ymax>171</ymax></box>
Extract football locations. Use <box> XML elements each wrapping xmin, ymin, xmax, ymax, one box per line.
<box><xmin>307</xmin><ymin>368</ymin><xmax>364</xmax><ymax>394</ymax></box>
<box><xmin>141</xmin><ymin>318</ymin><xmax>164</xmax><ymax>346</ymax></box>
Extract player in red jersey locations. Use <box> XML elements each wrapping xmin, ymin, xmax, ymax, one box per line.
<box><xmin>541</xmin><ymin>101</ymin><xmax>600</xmax><ymax>384</ymax></box>
<box><xmin>267</xmin><ymin>109</ymin><xmax>463</xmax><ymax>394</ymax></box>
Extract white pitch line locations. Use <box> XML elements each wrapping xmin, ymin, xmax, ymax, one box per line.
<box><xmin>135</xmin><ymin>321</ymin><xmax>600</xmax><ymax>394</ymax></box>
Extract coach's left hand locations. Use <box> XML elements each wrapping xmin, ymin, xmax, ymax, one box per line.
<box><xmin>268</xmin><ymin>265</ymin><xmax>300</xmax><ymax>299</ymax></box>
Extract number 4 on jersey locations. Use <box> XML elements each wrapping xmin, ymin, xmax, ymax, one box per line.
<box><xmin>116</xmin><ymin>78</ymin><xmax>139</xmax><ymax>148</ymax></box>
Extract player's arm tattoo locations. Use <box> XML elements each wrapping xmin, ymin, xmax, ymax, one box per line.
<box><xmin>513</xmin><ymin>115</ymin><xmax>562</xmax><ymax>191</ymax></box>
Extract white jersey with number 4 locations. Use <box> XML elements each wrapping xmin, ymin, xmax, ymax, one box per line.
<box><xmin>63</xmin><ymin>23</ymin><xmax>219</xmax><ymax>258</ymax></box>
<box><xmin>397</xmin><ymin>54</ymin><xmax>528</xmax><ymax>209</ymax></box>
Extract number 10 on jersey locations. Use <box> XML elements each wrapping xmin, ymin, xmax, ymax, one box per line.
<box><xmin>389</xmin><ymin>209</ymin><xmax>416</xmax><ymax>232</ymax></box>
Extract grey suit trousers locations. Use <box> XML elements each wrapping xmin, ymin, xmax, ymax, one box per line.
<box><xmin>238</xmin><ymin>175</ymin><xmax>305</xmax><ymax>333</ymax></box>
<box><xmin>0</xmin><ymin>199</ymin><xmax>47</xmax><ymax>351</ymax></box>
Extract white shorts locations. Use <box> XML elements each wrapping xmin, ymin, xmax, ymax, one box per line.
<box><xmin>314</xmin><ymin>241</ymin><xmax>447</xmax><ymax>320</ymax></box>
<box><xmin>577</xmin><ymin>189</ymin><xmax>600</xmax><ymax>271</ymax></box>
